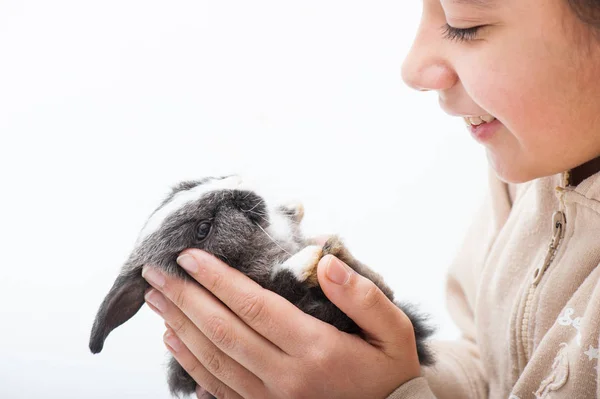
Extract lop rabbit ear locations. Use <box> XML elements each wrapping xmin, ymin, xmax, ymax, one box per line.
<box><xmin>89</xmin><ymin>269</ymin><xmax>148</xmax><ymax>354</ymax></box>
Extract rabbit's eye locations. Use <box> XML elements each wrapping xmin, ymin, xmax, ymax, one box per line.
<box><xmin>196</xmin><ymin>221</ymin><xmax>212</xmax><ymax>241</ymax></box>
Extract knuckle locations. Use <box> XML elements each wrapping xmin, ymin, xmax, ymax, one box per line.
<box><xmin>186</xmin><ymin>359</ymin><xmax>202</xmax><ymax>378</ymax></box>
<box><xmin>205</xmin><ymin>316</ymin><xmax>236</xmax><ymax>350</ymax></box>
<box><xmin>202</xmin><ymin>379</ymin><xmax>226</xmax><ymax>399</ymax></box>
<box><xmin>207</xmin><ymin>271</ymin><xmax>224</xmax><ymax>293</ymax></box>
<box><xmin>172</xmin><ymin>288</ymin><xmax>187</xmax><ymax>311</ymax></box>
<box><xmin>170</xmin><ymin>316</ymin><xmax>189</xmax><ymax>337</ymax></box>
<box><xmin>361</xmin><ymin>281</ymin><xmax>383</xmax><ymax>311</ymax></box>
<box><xmin>202</xmin><ymin>348</ymin><xmax>224</xmax><ymax>375</ymax></box>
<box><xmin>237</xmin><ymin>293</ymin><xmax>267</xmax><ymax>326</ymax></box>
<box><xmin>309</xmin><ymin>347</ymin><xmax>331</xmax><ymax>370</ymax></box>
<box><xmin>189</xmin><ymin>368</ymin><xmax>233</xmax><ymax>399</ymax></box>
<box><xmin>397</xmin><ymin>313</ymin><xmax>417</xmax><ymax>344</ymax></box>
<box><xmin>210</xmin><ymin>384</ymin><xmax>228</xmax><ymax>399</ymax></box>
<box><xmin>307</xmin><ymin>339</ymin><xmax>336</xmax><ymax>370</ymax></box>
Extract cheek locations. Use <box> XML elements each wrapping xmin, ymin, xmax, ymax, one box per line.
<box><xmin>462</xmin><ymin>62</ymin><xmax>528</xmax><ymax>143</ymax></box>
<box><xmin>463</xmin><ymin>43</ymin><xmax>572</xmax><ymax>149</ymax></box>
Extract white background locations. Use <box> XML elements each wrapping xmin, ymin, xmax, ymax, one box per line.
<box><xmin>0</xmin><ymin>1</ymin><xmax>489</xmax><ymax>398</ymax></box>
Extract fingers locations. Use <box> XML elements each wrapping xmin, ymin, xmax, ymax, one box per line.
<box><xmin>146</xmin><ymin>290</ymin><xmax>267</xmax><ymax>397</ymax></box>
<box><xmin>162</xmin><ymin>327</ymin><xmax>243</xmax><ymax>399</ymax></box>
<box><xmin>172</xmin><ymin>250</ymin><xmax>322</xmax><ymax>356</ymax></box>
<box><xmin>196</xmin><ymin>386</ymin><xmax>214</xmax><ymax>399</ymax></box>
<box><xmin>142</xmin><ymin>273</ymin><xmax>279</xmax><ymax>389</ymax></box>
<box><xmin>316</xmin><ymin>255</ymin><xmax>417</xmax><ymax>356</ymax></box>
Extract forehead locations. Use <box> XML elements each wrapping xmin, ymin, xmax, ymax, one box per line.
<box><xmin>137</xmin><ymin>176</ymin><xmax>245</xmax><ymax>243</ymax></box>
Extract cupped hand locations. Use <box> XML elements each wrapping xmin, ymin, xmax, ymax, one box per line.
<box><xmin>141</xmin><ymin>247</ymin><xmax>421</xmax><ymax>399</ymax></box>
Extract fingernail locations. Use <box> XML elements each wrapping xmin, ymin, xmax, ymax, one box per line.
<box><xmin>325</xmin><ymin>256</ymin><xmax>352</xmax><ymax>285</ymax></box>
<box><xmin>177</xmin><ymin>254</ymin><xmax>199</xmax><ymax>273</ymax></box>
<box><xmin>142</xmin><ymin>266</ymin><xmax>166</xmax><ymax>288</ymax></box>
<box><xmin>145</xmin><ymin>289</ymin><xmax>167</xmax><ymax>313</ymax></box>
<box><xmin>164</xmin><ymin>331</ymin><xmax>182</xmax><ymax>352</ymax></box>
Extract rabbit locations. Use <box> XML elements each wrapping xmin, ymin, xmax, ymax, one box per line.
<box><xmin>89</xmin><ymin>175</ymin><xmax>435</xmax><ymax>398</ymax></box>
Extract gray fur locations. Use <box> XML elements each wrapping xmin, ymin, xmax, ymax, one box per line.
<box><xmin>89</xmin><ymin>176</ymin><xmax>435</xmax><ymax>398</ymax></box>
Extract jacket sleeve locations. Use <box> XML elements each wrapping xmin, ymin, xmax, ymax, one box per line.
<box><xmin>386</xmin><ymin>167</ymin><xmax>515</xmax><ymax>399</ymax></box>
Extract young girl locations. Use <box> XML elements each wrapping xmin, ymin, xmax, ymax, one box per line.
<box><xmin>140</xmin><ymin>0</ymin><xmax>600</xmax><ymax>397</ymax></box>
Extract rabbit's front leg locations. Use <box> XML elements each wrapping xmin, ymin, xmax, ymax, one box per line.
<box><xmin>271</xmin><ymin>236</ymin><xmax>392</xmax><ymax>296</ymax></box>
<box><xmin>270</xmin><ymin>244</ymin><xmax>323</xmax><ymax>287</ymax></box>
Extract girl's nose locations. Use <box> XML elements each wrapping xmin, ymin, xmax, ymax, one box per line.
<box><xmin>401</xmin><ymin>30</ymin><xmax>458</xmax><ymax>92</ymax></box>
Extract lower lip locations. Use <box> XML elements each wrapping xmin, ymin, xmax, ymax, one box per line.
<box><xmin>468</xmin><ymin>119</ymin><xmax>501</xmax><ymax>143</ymax></box>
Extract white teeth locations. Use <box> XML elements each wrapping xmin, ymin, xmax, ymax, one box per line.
<box><xmin>463</xmin><ymin>114</ymin><xmax>496</xmax><ymax>126</ymax></box>
<box><xmin>470</xmin><ymin>116</ymin><xmax>484</xmax><ymax>126</ymax></box>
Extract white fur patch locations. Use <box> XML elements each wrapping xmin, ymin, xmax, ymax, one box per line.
<box><xmin>265</xmin><ymin>205</ymin><xmax>293</xmax><ymax>243</ymax></box>
<box><xmin>271</xmin><ymin>245</ymin><xmax>322</xmax><ymax>281</ymax></box>
<box><xmin>136</xmin><ymin>176</ymin><xmax>244</xmax><ymax>244</ymax></box>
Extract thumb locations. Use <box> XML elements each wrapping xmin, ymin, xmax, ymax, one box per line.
<box><xmin>316</xmin><ymin>255</ymin><xmax>415</xmax><ymax>352</ymax></box>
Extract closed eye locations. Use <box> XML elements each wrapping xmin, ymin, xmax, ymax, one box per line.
<box><xmin>196</xmin><ymin>220</ymin><xmax>213</xmax><ymax>241</ymax></box>
<box><xmin>441</xmin><ymin>24</ymin><xmax>484</xmax><ymax>42</ymax></box>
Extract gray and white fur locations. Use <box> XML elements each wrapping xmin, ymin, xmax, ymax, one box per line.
<box><xmin>89</xmin><ymin>175</ymin><xmax>435</xmax><ymax>398</ymax></box>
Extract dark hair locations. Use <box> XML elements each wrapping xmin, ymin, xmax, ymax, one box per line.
<box><xmin>568</xmin><ymin>0</ymin><xmax>600</xmax><ymax>29</ymax></box>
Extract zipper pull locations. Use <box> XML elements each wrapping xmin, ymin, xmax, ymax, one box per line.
<box><xmin>533</xmin><ymin>211</ymin><xmax>566</xmax><ymax>286</ymax></box>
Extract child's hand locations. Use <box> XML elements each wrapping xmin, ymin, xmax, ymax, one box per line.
<box><xmin>142</xmin><ymin>249</ymin><xmax>421</xmax><ymax>399</ymax></box>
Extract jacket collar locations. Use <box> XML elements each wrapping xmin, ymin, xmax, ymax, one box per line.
<box><xmin>564</xmin><ymin>155</ymin><xmax>600</xmax><ymax>187</ymax></box>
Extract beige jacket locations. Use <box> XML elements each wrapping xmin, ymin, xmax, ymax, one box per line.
<box><xmin>387</xmin><ymin>162</ymin><xmax>600</xmax><ymax>399</ymax></box>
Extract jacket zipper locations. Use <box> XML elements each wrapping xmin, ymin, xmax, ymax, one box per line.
<box><xmin>520</xmin><ymin>210</ymin><xmax>566</xmax><ymax>360</ymax></box>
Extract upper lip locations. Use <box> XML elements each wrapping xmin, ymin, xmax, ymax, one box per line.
<box><xmin>439</xmin><ymin>104</ymin><xmax>495</xmax><ymax>120</ymax></box>
<box><xmin>437</xmin><ymin>96</ymin><xmax>491</xmax><ymax>118</ymax></box>
<box><xmin>447</xmin><ymin>110</ymin><xmax>492</xmax><ymax>118</ymax></box>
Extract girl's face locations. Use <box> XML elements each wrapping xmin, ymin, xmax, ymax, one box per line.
<box><xmin>402</xmin><ymin>0</ymin><xmax>600</xmax><ymax>183</ymax></box>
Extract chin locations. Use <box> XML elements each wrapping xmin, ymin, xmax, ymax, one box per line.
<box><xmin>487</xmin><ymin>152</ymin><xmax>541</xmax><ymax>184</ymax></box>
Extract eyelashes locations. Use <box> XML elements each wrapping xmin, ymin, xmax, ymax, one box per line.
<box><xmin>441</xmin><ymin>24</ymin><xmax>483</xmax><ymax>42</ymax></box>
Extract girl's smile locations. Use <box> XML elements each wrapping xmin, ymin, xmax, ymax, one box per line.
<box><xmin>464</xmin><ymin>117</ymin><xmax>502</xmax><ymax>143</ymax></box>
<box><xmin>402</xmin><ymin>0</ymin><xmax>600</xmax><ymax>184</ymax></box>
